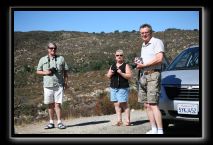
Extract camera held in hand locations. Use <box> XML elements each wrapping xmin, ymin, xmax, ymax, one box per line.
<box><xmin>49</xmin><ymin>67</ymin><xmax>57</xmax><ymax>74</ymax></box>
<box><xmin>134</xmin><ymin>57</ymin><xmax>143</xmax><ymax>64</ymax></box>
<box><xmin>131</xmin><ymin>57</ymin><xmax>143</xmax><ymax>69</ymax></box>
<box><xmin>111</xmin><ymin>65</ymin><xmax>118</xmax><ymax>73</ymax></box>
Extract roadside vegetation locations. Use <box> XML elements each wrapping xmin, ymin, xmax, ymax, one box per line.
<box><xmin>14</xmin><ymin>29</ymin><xmax>199</xmax><ymax>125</ymax></box>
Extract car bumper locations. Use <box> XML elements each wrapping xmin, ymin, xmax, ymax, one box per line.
<box><xmin>159</xmin><ymin>95</ymin><xmax>199</xmax><ymax>122</ymax></box>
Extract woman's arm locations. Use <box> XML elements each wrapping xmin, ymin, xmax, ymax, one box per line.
<box><xmin>117</xmin><ymin>64</ymin><xmax>132</xmax><ymax>80</ymax></box>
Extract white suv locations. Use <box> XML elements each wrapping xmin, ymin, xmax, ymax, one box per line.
<box><xmin>159</xmin><ymin>45</ymin><xmax>199</xmax><ymax>128</ymax></box>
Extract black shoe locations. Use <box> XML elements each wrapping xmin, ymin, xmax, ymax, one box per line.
<box><xmin>44</xmin><ymin>123</ymin><xmax>55</xmax><ymax>129</ymax></box>
<box><xmin>57</xmin><ymin>123</ymin><xmax>66</xmax><ymax>129</ymax></box>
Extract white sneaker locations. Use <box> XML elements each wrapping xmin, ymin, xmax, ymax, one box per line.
<box><xmin>146</xmin><ymin>130</ymin><xmax>157</xmax><ymax>134</ymax></box>
<box><xmin>157</xmin><ymin>130</ymin><xmax>164</xmax><ymax>134</ymax></box>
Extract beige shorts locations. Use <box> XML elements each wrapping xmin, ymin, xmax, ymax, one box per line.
<box><xmin>44</xmin><ymin>86</ymin><xmax>64</xmax><ymax>104</ymax></box>
<box><xmin>138</xmin><ymin>71</ymin><xmax>161</xmax><ymax>104</ymax></box>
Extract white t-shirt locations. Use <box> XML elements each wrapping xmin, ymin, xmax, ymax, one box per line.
<box><xmin>141</xmin><ymin>37</ymin><xmax>164</xmax><ymax>70</ymax></box>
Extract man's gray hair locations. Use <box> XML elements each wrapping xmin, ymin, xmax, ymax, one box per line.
<box><xmin>139</xmin><ymin>23</ymin><xmax>153</xmax><ymax>33</ymax></box>
<box><xmin>48</xmin><ymin>42</ymin><xmax>57</xmax><ymax>49</ymax></box>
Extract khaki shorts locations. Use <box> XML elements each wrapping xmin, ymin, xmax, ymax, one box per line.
<box><xmin>138</xmin><ymin>71</ymin><xmax>161</xmax><ymax>104</ymax></box>
<box><xmin>44</xmin><ymin>86</ymin><xmax>64</xmax><ymax>104</ymax></box>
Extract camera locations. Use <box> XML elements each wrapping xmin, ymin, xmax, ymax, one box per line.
<box><xmin>131</xmin><ymin>64</ymin><xmax>137</xmax><ymax>69</ymax></box>
<box><xmin>49</xmin><ymin>67</ymin><xmax>57</xmax><ymax>74</ymax></box>
<box><xmin>111</xmin><ymin>65</ymin><xmax>118</xmax><ymax>73</ymax></box>
<box><xmin>131</xmin><ymin>57</ymin><xmax>143</xmax><ymax>69</ymax></box>
<box><xmin>134</xmin><ymin>57</ymin><xmax>143</xmax><ymax>64</ymax></box>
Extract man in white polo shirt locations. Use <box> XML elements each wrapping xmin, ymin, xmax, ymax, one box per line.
<box><xmin>36</xmin><ymin>42</ymin><xmax>68</xmax><ymax>129</ymax></box>
<box><xmin>134</xmin><ymin>24</ymin><xmax>164</xmax><ymax>134</ymax></box>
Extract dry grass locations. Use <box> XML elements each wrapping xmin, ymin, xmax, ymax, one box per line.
<box><xmin>14</xmin><ymin>70</ymin><xmax>142</xmax><ymax>125</ymax></box>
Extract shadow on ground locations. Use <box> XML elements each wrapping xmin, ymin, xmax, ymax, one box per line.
<box><xmin>164</xmin><ymin>121</ymin><xmax>201</xmax><ymax>137</ymax></box>
<box><xmin>66</xmin><ymin>120</ymin><xmax>110</xmax><ymax>128</ymax></box>
<box><xmin>131</xmin><ymin>120</ymin><xmax>149</xmax><ymax>126</ymax></box>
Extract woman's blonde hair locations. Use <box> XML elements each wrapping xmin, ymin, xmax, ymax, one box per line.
<box><xmin>115</xmin><ymin>49</ymin><xmax>124</xmax><ymax>55</ymax></box>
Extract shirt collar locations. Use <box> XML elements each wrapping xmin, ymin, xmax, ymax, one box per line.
<box><xmin>142</xmin><ymin>37</ymin><xmax>154</xmax><ymax>47</ymax></box>
<box><xmin>47</xmin><ymin>55</ymin><xmax>57</xmax><ymax>59</ymax></box>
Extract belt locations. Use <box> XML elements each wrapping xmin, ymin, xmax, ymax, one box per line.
<box><xmin>143</xmin><ymin>69</ymin><xmax>160</xmax><ymax>75</ymax></box>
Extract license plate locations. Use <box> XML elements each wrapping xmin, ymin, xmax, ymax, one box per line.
<box><xmin>177</xmin><ymin>104</ymin><xmax>198</xmax><ymax>115</ymax></box>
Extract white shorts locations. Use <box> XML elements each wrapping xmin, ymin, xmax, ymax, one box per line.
<box><xmin>44</xmin><ymin>86</ymin><xmax>64</xmax><ymax>104</ymax></box>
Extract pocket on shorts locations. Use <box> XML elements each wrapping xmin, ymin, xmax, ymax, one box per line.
<box><xmin>148</xmin><ymin>91</ymin><xmax>160</xmax><ymax>103</ymax></box>
<box><xmin>139</xmin><ymin>75</ymin><xmax>146</xmax><ymax>87</ymax></box>
<box><xmin>150</xmin><ymin>72</ymin><xmax>160</xmax><ymax>81</ymax></box>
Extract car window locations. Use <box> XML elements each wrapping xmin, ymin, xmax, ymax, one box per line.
<box><xmin>167</xmin><ymin>47</ymin><xmax>199</xmax><ymax>70</ymax></box>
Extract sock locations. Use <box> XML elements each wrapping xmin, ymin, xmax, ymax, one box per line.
<box><xmin>151</xmin><ymin>124</ymin><xmax>157</xmax><ymax>133</ymax></box>
<box><xmin>49</xmin><ymin>120</ymin><xmax>54</xmax><ymax>124</ymax></box>
<box><xmin>57</xmin><ymin>120</ymin><xmax>62</xmax><ymax>124</ymax></box>
<box><xmin>157</xmin><ymin>128</ymin><xmax>164</xmax><ymax>134</ymax></box>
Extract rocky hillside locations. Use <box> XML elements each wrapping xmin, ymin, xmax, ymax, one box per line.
<box><xmin>13</xmin><ymin>29</ymin><xmax>199</xmax><ymax>125</ymax></box>
<box><xmin>14</xmin><ymin>29</ymin><xmax>199</xmax><ymax>74</ymax></box>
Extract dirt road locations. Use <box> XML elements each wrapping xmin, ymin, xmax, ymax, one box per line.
<box><xmin>14</xmin><ymin>109</ymin><xmax>201</xmax><ymax>138</ymax></box>
<box><xmin>14</xmin><ymin>109</ymin><xmax>151</xmax><ymax>134</ymax></box>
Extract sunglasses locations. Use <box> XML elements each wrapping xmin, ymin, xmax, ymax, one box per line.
<box><xmin>48</xmin><ymin>47</ymin><xmax>56</xmax><ymax>50</ymax></box>
<box><xmin>116</xmin><ymin>55</ymin><xmax>123</xmax><ymax>57</ymax></box>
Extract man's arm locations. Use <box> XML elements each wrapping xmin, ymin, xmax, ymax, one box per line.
<box><xmin>36</xmin><ymin>70</ymin><xmax>52</xmax><ymax>75</ymax></box>
<box><xmin>63</xmin><ymin>70</ymin><xmax>68</xmax><ymax>90</ymax></box>
<box><xmin>136</xmin><ymin>52</ymin><xmax>164</xmax><ymax>69</ymax></box>
<box><xmin>36</xmin><ymin>57</ymin><xmax>53</xmax><ymax>76</ymax></box>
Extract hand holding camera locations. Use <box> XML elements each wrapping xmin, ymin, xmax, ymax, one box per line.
<box><xmin>134</xmin><ymin>57</ymin><xmax>143</xmax><ymax>64</ymax></box>
<box><xmin>47</xmin><ymin>67</ymin><xmax>57</xmax><ymax>75</ymax></box>
<box><xmin>111</xmin><ymin>65</ymin><xmax>118</xmax><ymax>73</ymax></box>
<box><xmin>131</xmin><ymin>57</ymin><xmax>143</xmax><ymax>69</ymax></box>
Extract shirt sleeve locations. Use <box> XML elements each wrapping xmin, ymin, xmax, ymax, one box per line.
<box><xmin>61</xmin><ymin>56</ymin><xmax>69</xmax><ymax>71</ymax></box>
<box><xmin>64</xmin><ymin>61</ymin><xmax>69</xmax><ymax>71</ymax></box>
<box><xmin>154</xmin><ymin>39</ymin><xmax>165</xmax><ymax>54</ymax></box>
<box><xmin>37</xmin><ymin>58</ymin><xmax>43</xmax><ymax>71</ymax></box>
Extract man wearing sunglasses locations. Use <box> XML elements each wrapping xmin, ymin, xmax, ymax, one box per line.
<box><xmin>36</xmin><ymin>42</ymin><xmax>69</xmax><ymax>129</ymax></box>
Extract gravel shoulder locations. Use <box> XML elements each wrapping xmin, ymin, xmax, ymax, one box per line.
<box><xmin>14</xmin><ymin>109</ymin><xmax>151</xmax><ymax>134</ymax></box>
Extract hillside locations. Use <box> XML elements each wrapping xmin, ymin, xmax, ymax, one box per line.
<box><xmin>14</xmin><ymin>29</ymin><xmax>199</xmax><ymax>74</ymax></box>
<box><xmin>13</xmin><ymin>29</ymin><xmax>199</xmax><ymax>125</ymax></box>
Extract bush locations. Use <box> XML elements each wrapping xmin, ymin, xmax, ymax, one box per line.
<box><xmin>95</xmin><ymin>89</ymin><xmax>142</xmax><ymax>116</ymax></box>
<box><xmin>128</xmin><ymin>89</ymin><xmax>142</xmax><ymax>110</ymax></box>
<box><xmin>95</xmin><ymin>93</ymin><xmax>115</xmax><ymax>116</ymax></box>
